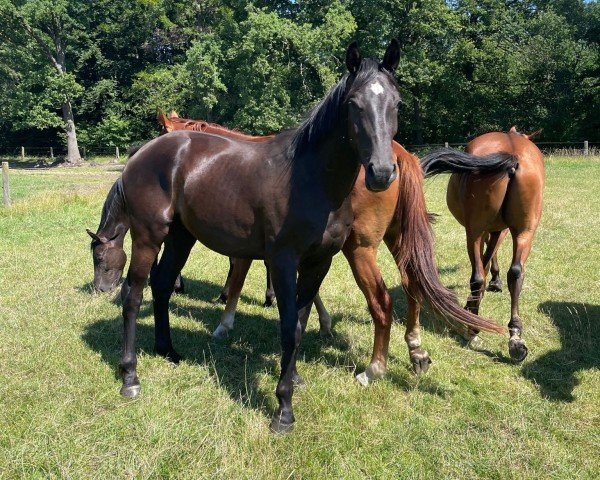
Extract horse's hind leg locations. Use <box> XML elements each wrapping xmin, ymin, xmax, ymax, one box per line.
<box><xmin>506</xmin><ymin>230</ymin><xmax>534</xmax><ymax>362</ymax></box>
<box><xmin>342</xmin><ymin>241</ymin><xmax>392</xmax><ymax>387</ymax></box>
<box><xmin>218</xmin><ymin>258</ymin><xmax>235</xmax><ymax>304</ymax></box>
<box><xmin>150</xmin><ymin>222</ymin><xmax>196</xmax><ymax>363</ymax></box>
<box><xmin>462</xmin><ymin>232</ymin><xmax>486</xmax><ymax>342</ymax></box>
<box><xmin>119</xmin><ymin>238</ymin><xmax>161</xmax><ymax>398</ymax></box>
<box><xmin>313</xmin><ymin>293</ymin><xmax>332</xmax><ymax>336</ymax></box>
<box><xmin>486</xmin><ymin>229</ymin><xmax>508</xmax><ymax>292</ymax></box>
<box><xmin>264</xmin><ymin>261</ymin><xmax>275</xmax><ymax>307</ymax></box>
<box><xmin>213</xmin><ymin>258</ymin><xmax>252</xmax><ymax>339</ymax></box>
<box><xmin>402</xmin><ymin>274</ymin><xmax>430</xmax><ymax>374</ymax></box>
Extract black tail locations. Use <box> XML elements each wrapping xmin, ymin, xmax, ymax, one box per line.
<box><xmin>420</xmin><ymin>148</ymin><xmax>517</xmax><ymax>178</ymax></box>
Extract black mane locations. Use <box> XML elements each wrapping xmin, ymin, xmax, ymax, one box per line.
<box><xmin>289</xmin><ymin>59</ymin><xmax>397</xmax><ymax>158</ymax></box>
<box><xmin>92</xmin><ymin>176</ymin><xmax>126</xmax><ymax>247</ymax></box>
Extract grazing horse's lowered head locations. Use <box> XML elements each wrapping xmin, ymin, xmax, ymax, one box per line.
<box><xmin>87</xmin><ymin>229</ymin><xmax>127</xmax><ymax>292</ymax></box>
<box><xmin>86</xmin><ymin>177</ymin><xmax>129</xmax><ymax>292</ymax></box>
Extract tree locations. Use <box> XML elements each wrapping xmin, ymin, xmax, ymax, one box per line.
<box><xmin>1</xmin><ymin>0</ymin><xmax>87</xmax><ymax>163</ymax></box>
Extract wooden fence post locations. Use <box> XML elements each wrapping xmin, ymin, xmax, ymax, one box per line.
<box><xmin>82</xmin><ymin>146</ymin><xmax>86</xmax><ymax>159</ymax></box>
<box><xmin>584</xmin><ymin>141</ymin><xmax>589</xmax><ymax>156</ymax></box>
<box><xmin>50</xmin><ymin>147</ymin><xmax>54</xmax><ymax>159</ymax></box>
<box><xmin>20</xmin><ymin>146</ymin><xmax>25</xmax><ymax>160</ymax></box>
<box><xmin>444</xmin><ymin>142</ymin><xmax>449</xmax><ymax>148</ymax></box>
<box><xmin>115</xmin><ymin>147</ymin><xmax>120</xmax><ymax>162</ymax></box>
<box><xmin>2</xmin><ymin>162</ymin><xmax>10</xmax><ymax>207</ymax></box>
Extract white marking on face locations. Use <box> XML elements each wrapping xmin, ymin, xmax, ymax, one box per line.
<box><xmin>370</xmin><ymin>82</ymin><xmax>384</xmax><ymax>95</ymax></box>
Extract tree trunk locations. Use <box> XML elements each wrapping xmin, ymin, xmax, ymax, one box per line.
<box><xmin>412</xmin><ymin>89</ymin><xmax>424</xmax><ymax>145</ymax></box>
<box><xmin>62</xmin><ymin>99</ymin><xmax>81</xmax><ymax>164</ymax></box>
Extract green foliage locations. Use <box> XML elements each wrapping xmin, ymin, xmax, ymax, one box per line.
<box><xmin>0</xmin><ymin>0</ymin><xmax>598</xmax><ymax>148</ymax></box>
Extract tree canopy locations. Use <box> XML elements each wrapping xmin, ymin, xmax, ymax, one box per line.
<box><xmin>0</xmin><ymin>0</ymin><xmax>597</xmax><ymax>153</ymax></box>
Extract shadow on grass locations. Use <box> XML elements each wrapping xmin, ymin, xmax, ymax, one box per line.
<box><xmin>82</xmin><ymin>277</ymin><xmax>452</xmax><ymax>419</ymax></box>
<box><xmin>522</xmin><ymin>301</ymin><xmax>600</xmax><ymax>402</ymax></box>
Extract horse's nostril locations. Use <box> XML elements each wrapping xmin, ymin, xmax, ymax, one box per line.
<box><xmin>367</xmin><ymin>163</ymin><xmax>376</xmax><ymax>177</ymax></box>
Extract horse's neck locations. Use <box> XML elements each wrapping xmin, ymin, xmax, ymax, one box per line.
<box><xmin>98</xmin><ymin>184</ymin><xmax>130</xmax><ymax>245</ymax></box>
<box><xmin>302</xmin><ymin>129</ymin><xmax>360</xmax><ymax>206</ymax></box>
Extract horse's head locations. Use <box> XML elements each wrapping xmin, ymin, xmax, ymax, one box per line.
<box><xmin>157</xmin><ymin>109</ymin><xmax>174</xmax><ymax>135</ymax></box>
<box><xmin>86</xmin><ymin>229</ymin><xmax>127</xmax><ymax>292</ymax></box>
<box><xmin>345</xmin><ymin>40</ymin><xmax>401</xmax><ymax>192</ymax></box>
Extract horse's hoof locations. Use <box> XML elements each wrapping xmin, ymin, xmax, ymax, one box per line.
<box><xmin>466</xmin><ymin>335</ymin><xmax>482</xmax><ymax>349</ymax></box>
<box><xmin>269</xmin><ymin>415</ymin><xmax>294</xmax><ymax>434</ymax></box>
<box><xmin>319</xmin><ymin>327</ymin><xmax>333</xmax><ymax>338</ymax></box>
<box><xmin>487</xmin><ymin>280</ymin><xmax>502</xmax><ymax>293</ymax></box>
<box><xmin>355</xmin><ymin>371</ymin><xmax>370</xmax><ymax>387</ymax></box>
<box><xmin>508</xmin><ymin>338</ymin><xmax>528</xmax><ymax>362</ymax></box>
<box><xmin>217</xmin><ymin>293</ymin><xmax>228</xmax><ymax>305</ymax></box>
<box><xmin>292</xmin><ymin>372</ymin><xmax>306</xmax><ymax>390</ymax></box>
<box><xmin>120</xmin><ymin>384</ymin><xmax>140</xmax><ymax>398</ymax></box>
<box><xmin>155</xmin><ymin>347</ymin><xmax>183</xmax><ymax>365</ymax></box>
<box><xmin>410</xmin><ymin>350</ymin><xmax>432</xmax><ymax>375</ymax></box>
<box><xmin>212</xmin><ymin>324</ymin><xmax>230</xmax><ymax>340</ymax></box>
<box><xmin>264</xmin><ymin>296</ymin><xmax>275</xmax><ymax>307</ymax></box>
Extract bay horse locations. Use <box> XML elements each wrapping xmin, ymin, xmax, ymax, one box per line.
<box><xmin>421</xmin><ymin>127</ymin><xmax>544</xmax><ymax>361</ymax></box>
<box><xmin>90</xmin><ymin>41</ymin><xmax>403</xmax><ymax>432</ymax></box>
<box><xmin>151</xmin><ymin>116</ymin><xmax>507</xmax><ymax>384</ymax></box>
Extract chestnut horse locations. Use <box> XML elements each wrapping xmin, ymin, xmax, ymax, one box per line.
<box><xmin>89</xmin><ymin>41</ymin><xmax>404</xmax><ymax>432</ymax></box>
<box><xmin>421</xmin><ymin>127</ymin><xmax>544</xmax><ymax>361</ymax></box>
<box><xmin>151</xmin><ymin>115</ymin><xmax>507</xmax><ymax>384</ymax></box>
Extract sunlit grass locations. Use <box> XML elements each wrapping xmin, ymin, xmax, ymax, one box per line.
<box><xmin>0</xmin><ymin>156</ymin><xmax>598</xmax><ymax>478</ymax></box>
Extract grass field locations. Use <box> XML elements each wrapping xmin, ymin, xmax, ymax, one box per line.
<box><xmin>1</xmin><ymin>156</ymin><xmax>598</xmax><ymax>479</ymax></box>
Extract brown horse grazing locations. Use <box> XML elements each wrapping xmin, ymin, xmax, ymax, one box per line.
<box><xmin>89</xmin><ymin>41</ymin><xmax>404</xmax><ymax>432</ymax></box>
<box><xmin>166</xmin><ymin>121</ymin><xmax>507</xmax><ymax>383</ymax></box>
<box><xmin>421</xmin><ymin>128</ymin><xmax>544</xmax><ymax>361</ymax></box>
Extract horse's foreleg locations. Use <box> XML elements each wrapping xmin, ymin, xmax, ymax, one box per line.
<box><xmin>343</xmin><ymin>242</ymin><xmax>392</xmax><ymax>387</ymax></box>
<box><xmin>119</xmin><ymin>239</ymin><xmax>160</xmax><ymax>398</ymax></box>
<box><xmin>150</xmin><ymin>222</ymin><xmax>195</xmax><ymax>363</ymax></box>
<box><xmin>264</xmin><ymin>261</ymin><xmax>275</xmax><ymax>307</ymax></box>
<box><xmin>402</xmin><ymin>274</ymin><xmax>430</xmax><ymax>375</ymax></box>
<box><xmin>213</xmin><ymin>258</ymin><xmax>252</xmax><ymax>339</ymax></box>
<box><xmin>269</xmin><ymin>251</ymin><xmax>300</xmax><ymax>434</ymax></box>
<box><xmin>506</xmin><ymin>230</ymin><xmax>533</xmax><ymax>362</ymax></box>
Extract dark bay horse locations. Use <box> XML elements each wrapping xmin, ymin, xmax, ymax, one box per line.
<box><xmin>160</xmin><ymin>120</ymin><xmax>507</xmax><ymax>382</ymax></box>
<box><xmin>421</xmin><ymin>128</ymin><xmax>544</xmax><ymax>361</ymax></box>
<box><xmin>90</xmin><ymin>41</ymin><xmax>403</xmax><ymax>432</ymax></box>
<box><xmin>157</xmin><ymin>109</ymin><xmax>276</xmax><ymax>306</ymax></box>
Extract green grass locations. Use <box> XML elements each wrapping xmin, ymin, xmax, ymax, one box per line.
<box><xmin>1</xmin><ymin>156</ymin><xmax>599</xmax><ymax>479</ymax></box>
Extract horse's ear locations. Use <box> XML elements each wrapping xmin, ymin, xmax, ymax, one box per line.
<box><xmin>382</xmin><ymin>39</ymin><xmax>400</xmax><ymax>72</ymax></box>
<box><xmin>86</xmin><ymin>228</ymin><xmax>105</xmax><ymax>244</ymax></box>
<box><xmin>509</xmin><ymin>126</ymin><xmax>518</xmax><ymax>134</ymax></box>
<box><xmin>157</xmin><ymin>109</ymin><xmax>168</xmax><ymax>125</ymax></box>
<box><xmin>170</xmin><ymin>110</ymin><xmax>179</xmax><ymax>118</ymax></box>
<box><xmin>346</xmin><ymin>41</ymin><xmax>361</xmax><ymax>74</ymax></box>
<box><xmin>526</xmin><ymin>128</ymin><xmax>543</xmax><ymax>140</ymax></box>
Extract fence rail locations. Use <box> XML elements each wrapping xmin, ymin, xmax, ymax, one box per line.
<box><xmin>1</xmin><ymin>141</ymin><xmax>598</xmax><ymax>159</ymax></box>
